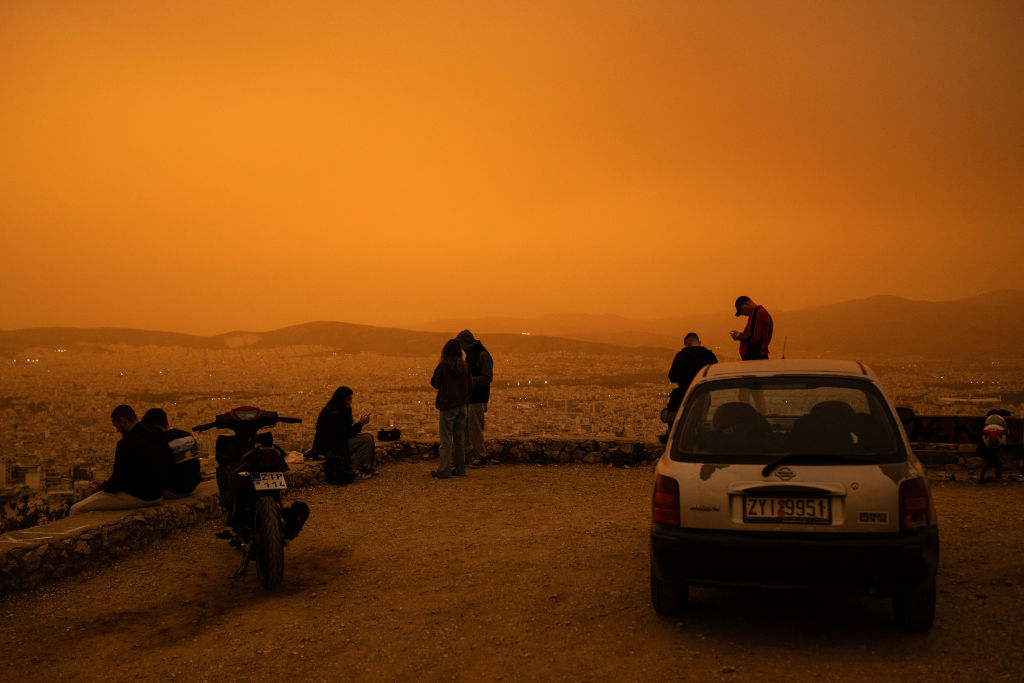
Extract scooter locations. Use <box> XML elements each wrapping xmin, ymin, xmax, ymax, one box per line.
<box><xmin>194</xmin><ymin>406</ymin><xmax>309</xmax><ymax>590</ymax></box>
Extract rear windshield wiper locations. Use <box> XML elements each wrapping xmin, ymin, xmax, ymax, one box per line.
<box><xmin>761</xmin><ymin>453</ymin><xmax>883</xmax><ymax>477</ymax></box>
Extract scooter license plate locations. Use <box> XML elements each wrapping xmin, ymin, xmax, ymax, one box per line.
<box><xmin>251</xmin><ymin>472</ymin><xmax>288</xmax><ymax>490</ymax></box>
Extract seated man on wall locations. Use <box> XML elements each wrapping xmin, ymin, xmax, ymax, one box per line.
<box><xmin>141</xmin><ymin>408</ymin><xmax>202</xmax><ymax>497</ymax></box>
<box><xmin>70</xmin><ymin>404</ymin><xmax>167</xmax><ymax>515</ymax></box>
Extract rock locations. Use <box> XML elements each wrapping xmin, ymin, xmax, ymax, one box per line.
<box><xmin>22</xmin><ymin>551</ymin><xmax>42</xmax><ymax>573</ymax></box>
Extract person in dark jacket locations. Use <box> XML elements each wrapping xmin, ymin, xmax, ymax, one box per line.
<box><xmin>70</xmin><ymin>404</ymin><xmax>166</xmax><ymax>515</ymax></box>
<box><xmin>456</xmin><ymin>329</ymin><xmax>493</xmax><ymax>468</ymax></box>
<box><xmin>730</xmin><ymin>295</ymin><xmax>773</xmax><ymax>360</ymax></box>
<box><xmin>140</xmin><ymin>408</ymin><xmax>201</xmax><ymax>497</ymax></box>
<box><xmin>430</xmin><ymin>339</ymin><xmax>474</xmax><ymax>478</ymax></box>
<box><xmin>665</xmin><ymin>332</ymin><xmax>718</xmax><ymax>430</ymax></box>
<box><xmin>311</xmin><ymin>386</ymin><xmax>375</xmax><ymax>483</ymax></box>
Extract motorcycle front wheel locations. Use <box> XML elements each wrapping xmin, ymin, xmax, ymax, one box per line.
<box><xmin>254</xmin><ymin>496</ymin><xmax>285</xmax><ymax>590</ymax></box>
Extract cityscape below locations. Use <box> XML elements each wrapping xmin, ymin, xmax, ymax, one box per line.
<box><xmin>2</xmin><ymin>342</ymin><xmax>1022</xmax><ymax>531</ymax></box>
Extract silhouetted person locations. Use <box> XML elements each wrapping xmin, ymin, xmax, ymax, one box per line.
<box><xmin>663</xmin><ymin>332</ymin><xmax>718</xmax><ymax>441</ymax></box>
<box><xmin>311</xmin><ymin>386</ymin><xmax>376</xmax><ymax>484</ymax></box>
<box><xmin>430</xmin><ymin>339</ymin><xmax>474</xmax><ymax>479</ymax></box>
<box><xmin>730</xmin><ymin>296</ymin><xmax>773</xmax><ymax>360</ymax></box>
<box><xmin>140</xmin><ymin>408</ymin><xmax>201</xmax><ymax>497</ymax></box>
<box><xmin>70</xmin><ymin>404</ymin><xmax>166</xmax><ymax>515</ymax></box>
<box><xmin>457</xmin><ymin>330</ymin><xmax>493</xmax><ymax>468</ymax></box>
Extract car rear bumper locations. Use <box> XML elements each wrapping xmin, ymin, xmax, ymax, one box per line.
<box><xmin>651</xmin><ymin>524</ymin><xmax>938</xmax><ymax>593</ymax></box>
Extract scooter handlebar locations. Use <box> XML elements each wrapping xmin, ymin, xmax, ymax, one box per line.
<box><xmin>277</xmin><ymin>417</ymin><xmax>303</xmax><ymax>424</ymax></box>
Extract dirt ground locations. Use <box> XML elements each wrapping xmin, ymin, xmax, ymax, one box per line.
<box><xmin>2</xmin><ymin>462</ymin><xmax>1023</xmax><ymax>682</ymax></box>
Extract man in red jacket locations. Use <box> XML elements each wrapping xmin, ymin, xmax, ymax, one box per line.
<box><xmin>730</xmin><ymin>296</ymin><xmax>773</xmax><ymax>360</ymax></box>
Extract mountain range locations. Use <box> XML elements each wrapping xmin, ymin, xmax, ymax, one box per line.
<box><xmin>1</xmin><ymin>290</ymin><xmax>1020</xmax><ymax>362</ymax></box>
<box><xmin>418</xmin><ymin>289</ymin><xmax>1024</xmax><ymax>362</ymax></box>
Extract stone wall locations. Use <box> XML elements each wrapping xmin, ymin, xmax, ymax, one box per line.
<box><xmin>0</xmin><ymin>438</ymin><xmax>988</xmax><ymax>594</ymax></box>
<box><xmin>0</xmin><ymin>481</ymin><xmax>222</xmax><ymax>594</ymax></box>
<box><xmin>0</xmin><ymin>439</ymin><xmax>660</xmax><ymax>594</ymax></box>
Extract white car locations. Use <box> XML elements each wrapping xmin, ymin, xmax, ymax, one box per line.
<box><xmin>650</xmin><ymin>359</ymin><xmax>938</xmax><ymax>631</ymax></box>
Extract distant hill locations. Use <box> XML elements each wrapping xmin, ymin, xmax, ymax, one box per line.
<box><xmin>0</xmin><ymin>321</ymin><xmax>672</xmax><ymax>359</ymax></box>
<box><xmin>2</xmin><ymin>290</ymin><xmax>1020</xmax><ymax>362</ymax></box>
<box><xmin>417</xmin><ymin>289</ymin><xmax>1024</xmax><ymax>362</ymax></box>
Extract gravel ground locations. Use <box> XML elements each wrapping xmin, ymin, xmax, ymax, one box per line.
<box><xmin>2</xmin><ymin>462</ymin><xmax>1023</xmax><ymax>682</ymax></box>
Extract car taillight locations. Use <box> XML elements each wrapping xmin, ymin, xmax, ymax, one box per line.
<box><xmin>899</xmin><ymin>477</ymin><xmax>933</xmax><ymax>531</ymax></box>
<box><xmin>653</xmin><ymin>474</ymin><xmax>680</xmax><ymax>526</ymax></box>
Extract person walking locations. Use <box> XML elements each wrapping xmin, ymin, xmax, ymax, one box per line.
<box><xmin>430</xmin><ymin>339</ymin><xmax>474</xmax><ymax>479</ymax></box>
<box><xmin>730</xmin><ymin>296</ymin><xmax>773</xmax><ymax>360</ymax></box>
<box><xmin>456</xmin><ymin>329</ymin><xmax>493</xmax><ymax>468</ymax></box>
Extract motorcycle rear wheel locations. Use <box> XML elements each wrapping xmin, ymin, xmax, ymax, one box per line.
<box><xmin>254</xmin><ymin>496</ymin><xmax>284</xmax><ymax>590</ymax></box>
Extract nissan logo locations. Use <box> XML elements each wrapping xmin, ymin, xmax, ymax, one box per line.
<box><xmin>774</xmin><ymin>467</ymin><xmax>796</xmax><ymax>481</ymax></box>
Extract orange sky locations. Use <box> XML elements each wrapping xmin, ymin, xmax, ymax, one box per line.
<box><xmin>1</xmin><ymin>1</ymin><xmax>1022</xmax><ymax>334</ymax></box>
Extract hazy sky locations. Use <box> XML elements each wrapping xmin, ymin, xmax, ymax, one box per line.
<box><xmin>2</xmin><ymin>1</ymin><xmax>1022</xmax><ymax>334</ymax></box>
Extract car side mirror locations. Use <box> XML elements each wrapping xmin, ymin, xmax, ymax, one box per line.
<box><xmin>896</xmin><ymin>406</ymin><xmax>915</xmax><ymax>425</ymax></box>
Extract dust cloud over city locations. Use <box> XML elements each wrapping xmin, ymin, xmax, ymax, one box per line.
<box><xmin>3</xmin><ymin>1</ymin><xmax>1024</xmax><ymax>680</ymax></box>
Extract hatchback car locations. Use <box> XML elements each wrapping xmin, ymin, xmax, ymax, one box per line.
<box><xmin>650</xmin><ymin>359</ymin><xmax>938</xmax><ymax>631</ymax></box>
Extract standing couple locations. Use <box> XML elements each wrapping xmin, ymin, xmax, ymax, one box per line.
<box><xmin>429</xmin><ymin>330</ymin><xmax>492</xmax><ymax>479</ymax></box>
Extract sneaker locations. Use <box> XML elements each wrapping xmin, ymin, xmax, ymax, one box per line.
<box><xmin>453</xmin><ymin>472</ymin><xmax>467</xmax><ymax>477</ymax></box>
<box><xmin>430</xmin><ymin>471</ymin><xmax>452</xmax><ymax>479</ymax></box>
<box><xmin>468</xmin><ymin>459</ymin><xmax>487</xmax><ymax>469</ymax></box>
<box><xmin>354</xmin><ymin>471</ymin><xmax>373</xmax><ymax>480</ymax></box>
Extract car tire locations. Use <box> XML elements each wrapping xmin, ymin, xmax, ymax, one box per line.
<box><xmin>893</xmin><ymin>585</ymin><xmax>935</xmax><ymax>632</ymax></box>
<box><xmin>650</xmin><ymin>564</ymin><xmax>689</xmax><ymax>616</ymax></box>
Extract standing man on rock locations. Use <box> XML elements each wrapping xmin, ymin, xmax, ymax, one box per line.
<box><xmin>730</xmin><ymin>296</ymin><xmax>773</xmax><ymax>360</ymax></box>
<box><xmin>457</xmin><ymin>329</ymin><xmax>493</xmax><ymax>468</ymax></box>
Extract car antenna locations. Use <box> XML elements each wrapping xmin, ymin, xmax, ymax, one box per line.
<box><xmin>781</xmin><ymin>336</ymin><xmax>787</xmax><ymax>359</ymax></box>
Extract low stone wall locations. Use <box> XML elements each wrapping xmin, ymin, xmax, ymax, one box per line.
<box><xmin>0</xmin><ymin>438</ymin><xmax>994</xmax><ymax>594</ymax></box>
<box><xmin>1</xmin><ymin>439</ymin><xmax>661</xmax><ymax>594</ymax></box>
<box><xmin>0</xmin><ymin>481</ymin><xmax>222</xmax><ymax>594</ymax></box>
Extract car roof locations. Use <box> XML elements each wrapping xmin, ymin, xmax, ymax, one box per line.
<box><xmin>698</xmin><ymin>359</ymin><xmax>878</xmax><ymax>382</ymax></box>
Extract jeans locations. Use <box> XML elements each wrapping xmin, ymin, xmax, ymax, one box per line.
<box><xmin>437</xmin><ymin>405</ymin><xmax>467</xmax><ymax>476</ymax></box>
<box><xmin>467</xmin><ymin>402</ymin><xmax>486</xmax><ymax>462</ymax></box>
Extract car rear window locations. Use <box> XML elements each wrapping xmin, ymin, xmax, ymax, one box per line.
<box><xmin>671</xmin><ymin>376</ymin><xmax>906</xmax><ymax>464</ymax></box>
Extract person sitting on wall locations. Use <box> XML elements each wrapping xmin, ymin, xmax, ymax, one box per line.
<box><xmin>310</xmin><ymin>386</ymin><xmax>377</xmax><ymax>483</ymax></box>
<box><xmin>140</xmin><ymin>408</ymin><xmax>201</xmax><ymax>497</ymax></box>
<box><xmin>69</xmin><ymin>404</ymin><xmax>167</xmax><ymax>515</ymax></box>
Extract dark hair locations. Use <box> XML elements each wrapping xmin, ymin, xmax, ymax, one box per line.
<box><xmin>110</xmin><ymin>404</ymin><xmax>137</xmax><ymax>422</ymax></box>
<box><xmin>684</xmin><ymin>332</ymin><xmax>700</xmax><ymax>345</ymax></box>
<box><xmin>140</xmin><ymin>408</ymin><xmax>169</xmax><ymax>428</ymax></box>
<box><xmin>330</xmin><ymin>386</ymin><xmax>354</xmax><ymax>404</ymax></box>
<box><xmin>441</xmin><ymin>339</ymin><xmax>462</xmax><ymax>364</ymax></box>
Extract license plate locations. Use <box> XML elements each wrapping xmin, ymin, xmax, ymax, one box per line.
<box><xmin>743</xmin><ymin>497</ymin><xmax>831</xmax><ymax>524</ymax></box>
<box><xmin>251</xmin><ymin>472</ymin><xmax>288</xmax><ymax>491</ymax></box>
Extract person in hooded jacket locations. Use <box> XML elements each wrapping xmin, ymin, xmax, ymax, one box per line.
<box><xmin>311</xmin><ymin>386</ymin><xmax>375</xmax><ymax>484</ymax></box>
<box><xmin>430</xmin><ymin>339</ymin><xmax>474</xmax><ymax>478</ymax></box>
<box><xmin>456</xmin><ymin>329</ymin><xmax>493</xmax><ymax>468</ymax></box>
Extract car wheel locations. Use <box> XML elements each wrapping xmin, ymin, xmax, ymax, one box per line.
<box><xmin>893</xmin><ymin>585</ymin><xmax>935</xmax><ymax>632</ymax></box>
<box><xmin>650</xmin><ymin>564</ymin><xmax>689</xmax><ymax>616</ymax></box>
